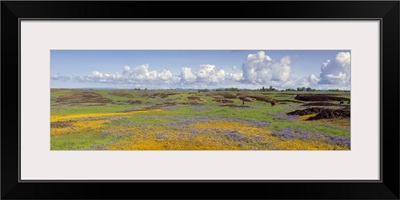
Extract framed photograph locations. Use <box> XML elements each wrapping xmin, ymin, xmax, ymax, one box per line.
<box><xmin>2</xmin><ymin>1</ymin><xmax>399</xmax><ymax>199</ymax></box>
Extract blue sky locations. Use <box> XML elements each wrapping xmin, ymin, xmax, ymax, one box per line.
<box><xmin>51</xmin><ymin>50</ymin><xmax>351</xmax><ymax>90</ymax></box>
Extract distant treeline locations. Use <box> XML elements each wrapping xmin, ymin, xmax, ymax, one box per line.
<box><xmin>198</xmin><ymin>86</ymin><xmax>349</xmax><ymax>92</ymax></box>
<box><xmin>51</xmin><ymin>87</ymin><xmax>349</xmax><ymax>92</ymax></box>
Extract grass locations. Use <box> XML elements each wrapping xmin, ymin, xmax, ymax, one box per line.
<box><xmin>51</xmin><ymin>89</ymin><xmax>351</xmax><ymax>150</ymax></box>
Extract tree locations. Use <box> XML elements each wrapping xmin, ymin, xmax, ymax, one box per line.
<box><xmin>198</xmin><ymin>89</ymin><xmax>209</xmax><ymax>93</ymax></box>
<box><xmin>297</xmin><ymin>87</ymin><xmax>306</xmax><ymax>91</ymax></box>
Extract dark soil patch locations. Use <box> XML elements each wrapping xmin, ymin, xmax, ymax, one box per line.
<box><xmin>302</xmin><ymin>102</ymin><xmax>350</xmax><ymax>107</ymax></box>
<box><xmin>205</xmin><ymin>93</ymin><xmax>216</xmax><ymax>97</ymax></box>
<box><xmin>187</xmin><ymin>96</ymin><xmax>202</xmax><ymax>101</ymax></box>
<box><xmin>109</xmin><ymin>91</ymin><xmax>134</xmax><ymax>98</ymax></box>
<box><xmin>211</xmin><ymin>96</ymin><xmax>224</xmax><ymax>102</ymax></box>
<box><xmin>281</xmin><ymin>93</ymin><xmax>341</xmax><ymax>96</ymax></box>
<box><xmin>205</xmin><ymin>92</ymin><xmax>274</xmax><ymax>103</ymax></box>
<box><xmin>158</xmin><ymin>92</ymin><xmax>177</xmax><ymax>98</ymax></box>
<box><xmin>246</xmin><ymin>95</ymin><xmax>274</xmax><ymax>103</ymax></box>
<box><xmin>114</xmin><ymin>100</ymin><xmax>143</xmax><ymax>105</ymax></box>
<box><xmin>51</xmin><ymin>121</ymin><xmax>75</xmax><ymax>128</ymax></box>
<box><xmin>238</xmin><ymin>96</ymin><xmax>253</xmax><ymax>102</ymax></box>
<box><xmin>287</xmin><ymin>107</ymin><xmax>326</xmax><ymax>116</ymax></box>
<box><xmin>295</xmin><ymin>94</ymin><xmax>349</xmax><ymax>102</ymax></box>
<box><xmin>121</xmin><ymin>102</ymin><xmax>178</xmax><ymax>112</ymax></box>
<box><xmin>55</xmin><ymin>91</ymin><xmax>113</xmax><ymax>105</ymax></box>
<box><xmin>143</xmin><ymin>102</ymin><xmax>177</xmax><ymax>110</ymax></box>
<box><xmin>287</xmin><ymin>107</ymin><xmax>350</xmax><ymax>120</ymax></box>
<box><xmin>308</xmin><ymin>108</ymin><xmax>350</xmax><ymax>120</ymax></box>
<box><xmin>122</xmin><ymin>101</ymin><xmax>205</xmax><ymax>112</ymax></box>
<box><xmin>220</xmin><ymin>104</ymin><xmax>251</xmax><ymax>108</ymax></box>
<box><xmin>127</xmin><ymin>100</ymin><xmax>142</xmax><ymax>104</ymax></box>
<box><xmin>218</xmin><ymin>92</ymin><xmax>237</xmax><ymax>99</ymax></box>
<box><xmin>142</xmin><ymin>92</ymin><xmax>177</xmax><ymax>98</ymax></box>
<box><xmin>213</xmin><ymin>99</ymin><xmax>234</xmax><ymax>103</ymax></box>
<box><xmin>182</xmin><ymin>101</ymin><xmax>203</xmax><ymax>105</ymax></box>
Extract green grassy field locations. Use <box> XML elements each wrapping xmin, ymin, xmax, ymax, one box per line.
<box><xmin>51</xmin><ymin>89</ymin><xmax>350</xmax><ymax>150</ymax></box>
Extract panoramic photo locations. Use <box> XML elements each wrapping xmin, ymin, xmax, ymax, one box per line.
<box><xmin>51</xmin><ymin>50</ymin><xmax>351</xmax><ymax>150</ymax></box>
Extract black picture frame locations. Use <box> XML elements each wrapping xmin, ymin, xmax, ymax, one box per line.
<box><xmin>2</xmin><ymin>1</ymin><xmax>399</xmax><ymax>199</ymax></box>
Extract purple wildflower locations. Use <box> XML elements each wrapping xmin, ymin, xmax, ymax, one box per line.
<box><xmin>270</xmin><ymin>128</ymin><xmax>350</xmax><ymax>148</ymax></box>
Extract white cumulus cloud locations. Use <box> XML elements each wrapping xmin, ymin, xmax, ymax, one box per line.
<box><xmin>179</xmin><ymin>67</ymin><xmax>197</xmax><ymax>83</ymax></box>
<box><xmin>51</xmin><ymin>73</ymin><xmax>70</xmax><ymax>81</ymax></box>
<box><xmin>122</xmin><ymin>65</ymin><xmax>130</xmax><ymax>75</ymax></box>
<box><xmin>242</xmin><ymin>51</ymin><xmax>291</xmax><ymax>84</ymax></box>
<box><xmin>286</xmin><ymin>52</ymin><xmax>351</xmax><ymax>90</ymax></box>
<box><xmin>123</xmin><ymin>65</ymin><xmax>130</xmax><ymax>71</ymax></box>
<box><xmin>196</xmin><ymin>64</ymin><xmax>225</xmax><ymax>83</ymax></box>
<box><xmin>158</xmin><ymin>69</ymin><xmax>173</xmax><ymax>81</ymax></box>
<box><xmin>308</xmin><ymin>74</ymin><xmax>320</xmax><ymax>84</ymax></box>
<box><xmin>226</xmin><ymin>72</ymin><xmax>244</xmax><ymax>81</ymax></box>
<box><xmin>76</xmin><ymin>64</ymin><xmax>176</xmax><ymax>85</ymax></box>
<box><xmin>130</xmin><ymin>64</ymin><xmax>158</xmax><ymax>81</ymax></box>
<box><xmin>179</xmin><ymin>64</ymin><xmax>226</xmax><ymax>84</ymax></box>
<box><xmin>318</xmin><ymin>52</ymin><xmax>351</xmax><ymax>85</ymax></box>
<box><xmin>77</xmin><ymin>70</ymin><xmax>122</xmax><ymax>83</ymax></box>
